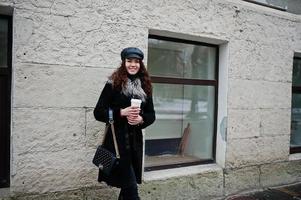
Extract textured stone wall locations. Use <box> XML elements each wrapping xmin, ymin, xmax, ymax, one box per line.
<box><xmin>0</xmin><ymin>0</ymin><xmax>301</xmax><ymax>198</ymax></box>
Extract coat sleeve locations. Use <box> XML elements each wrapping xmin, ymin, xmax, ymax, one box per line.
<box><xmin>93</xmin><ymin>82</ymin><xmax>122</xmax><ymax>123</ymax></box>
<box><xmin>139</xmin><ymin>95</ymin><xmax>156</xmax><ymax>129</ymax></box>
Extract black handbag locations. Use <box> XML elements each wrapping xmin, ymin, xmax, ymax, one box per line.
<box><xmin>92</xmin><ymin>109</ymin><xmax>120</xmax><ymax>176</ymax></box>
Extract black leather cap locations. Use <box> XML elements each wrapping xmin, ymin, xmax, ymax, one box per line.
<box><xmin>121</xmin><ymin>47</ymin><xmax>144</xmax><ymax>60</ymax></box>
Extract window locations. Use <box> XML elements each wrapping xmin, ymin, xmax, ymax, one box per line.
<box><xmin>0</xmin><ymin>14</ymin><xmax>12</xmax><ymax>188</ymax></box>
<box><xmin>291</xmin><ymin>57</ymin><xmax>301</xmax><ymax>154</ymax></box>
<box><xmin>145</xmin><ymin>35</ymin><xmax>218</xmax><ymax>171</ymax></box>
<box><xmin>242</xmin><ymin>0</ymin><xmax>301</xmax><ymax>14</ymax></box>
<box><xmin>242</xmin><ymin>0</ymin><xmax>287</xmax><ymax>11</ymax></box>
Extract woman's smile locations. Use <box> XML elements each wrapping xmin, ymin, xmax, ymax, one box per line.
<box><xmin>125</xmin><ymin>58</ymin><xmax>140</xmax><ymax>75</ymax></box>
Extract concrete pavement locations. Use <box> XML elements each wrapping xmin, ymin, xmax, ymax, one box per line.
<box><xmin>225</xmin><ymin>183</ymin><xmax>301</xmax><ymax>200</ymax></box>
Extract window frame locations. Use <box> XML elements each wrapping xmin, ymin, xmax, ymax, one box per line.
<box><xmin>290</xmin><ymin>56</ymin><xmax>301</xmax><ymax>154</ymax></box>
<box><xmin>145</xmin><ymin>35</ymin><xmax>219</xmax><ymax>171</ymax></box>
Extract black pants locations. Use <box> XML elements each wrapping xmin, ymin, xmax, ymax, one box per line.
<box><xmin>118</xmin><ymin>164</ymin><xmax>140</xmax><ymax>200</ymax></box>
<box><xmin>118</xmin><ymin>183</ymin><xmax>139</xmax><ymax>200</ymax></box>
<box><xmin>118</xmin><ymin>128</ymin><xmax>141</xmax><ymax>200</ymax></box>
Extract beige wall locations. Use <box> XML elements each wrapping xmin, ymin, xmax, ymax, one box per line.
<box><xmin>0</xmin><ymin>0</ymin><xmax>300</xmax><ymax>198</ymax></box>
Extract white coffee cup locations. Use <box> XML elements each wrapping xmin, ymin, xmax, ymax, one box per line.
<box><xmin>131</xmin><ymin>99</ymin><xmax>142</xmax><ymax>108</ymax></box>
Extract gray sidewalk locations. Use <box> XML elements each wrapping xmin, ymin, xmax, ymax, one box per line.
<box><xmin>225</xmin><ymin>183</ymin><xmax>301</xmax><ymax>200</ymax></box>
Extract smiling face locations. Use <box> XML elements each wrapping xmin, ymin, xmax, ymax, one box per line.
<box><xmin>125</xmin><ymin>58</ymin><xmax>141</xmax><ymax>75</ymax></box>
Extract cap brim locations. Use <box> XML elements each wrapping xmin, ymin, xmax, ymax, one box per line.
<box><xmin>125</xmin><ymin>54</ymin><xmax>143</xmax><ymax>59</ymax></box>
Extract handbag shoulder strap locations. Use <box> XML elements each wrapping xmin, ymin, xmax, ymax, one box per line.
<box><xmin>101</xmin><ymin>124</ymin><xmax>110</xmax><ymax>144</ymax></box>
<box><xmin>100</xmin><ymin>109</ymin><xmax>120</xmax><ymax>159</ymax></box>
<box><xmin>110</xmin><ymin>120</ymin><xmax>120</xmax><ymax>158</ymax></box>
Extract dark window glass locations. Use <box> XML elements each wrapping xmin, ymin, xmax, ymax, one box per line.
<box><xmin>0</xmin><ymin>15</ymin><xmax>11</xmax><ymax>188</ymax></box>
<box><xmin>0</xmin><ymin>18</ymin><xmax>8</xmax><ymax>68</ymax></box>
<box><xmin>292</xmin><ymin>59</ymin><xmax>301</xmax><ymax>87</ymax></box>
<box><xmin>291</xmin><ymin>57</ymin><xmax>301</xmax><ymax>154</ymax></box>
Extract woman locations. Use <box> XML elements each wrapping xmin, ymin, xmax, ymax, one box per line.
<box><xmin>93</xmin><ymin>47</ymin><xmax>156</xmax><ymax>200</ymax></box>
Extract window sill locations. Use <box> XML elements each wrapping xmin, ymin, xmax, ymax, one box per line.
<box><xmin>289</xmin><ymin>153</ymin><xmax>301</xmax><ymax>161</ymax></box>
<box><xmin>143</xmin><ymin>163</ymin><xmax>222</xmax><ymax>181</ymax></box>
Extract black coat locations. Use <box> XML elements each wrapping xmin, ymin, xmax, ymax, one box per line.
<box><xmin>93</xmin><ymin>81</ymin><xmax>155</xmax><ymax>188</ymax></box>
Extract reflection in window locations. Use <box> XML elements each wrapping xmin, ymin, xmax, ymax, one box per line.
<box><xmin>148</xmin><ymin>39</ymin><xmax>216</xmax><ymax>80</ymax></box>
<box><xmin>145</xmin><ymin>36</ymin><xmax>218</xmax><ymax>170</ymax></box>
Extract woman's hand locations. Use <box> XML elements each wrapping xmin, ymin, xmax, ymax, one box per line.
<box><xmin>127</xmin><ymin>115</ymin><xmax>143</xmax><ymax>125</ymax></box>
<box><xmin>120</xmin><ymin>106</ymin><xmax>140</xmax><ymax>118</ymax></box>
<box><xmin>121</xmin><ymin>106</ymin><xmax>143</xmax><ymax>125</ymax></box>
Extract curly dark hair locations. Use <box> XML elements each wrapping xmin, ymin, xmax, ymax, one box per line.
<box><xmin>110</xmin><ymin>60</ymin><xmax>152</xmax><ymax>96</ymax></box>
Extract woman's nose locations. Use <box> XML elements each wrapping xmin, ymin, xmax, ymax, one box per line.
<box><xmin>130</xmin><ymin>62</ymin><xmax>137</xmax><ymax>66</ymax></box>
